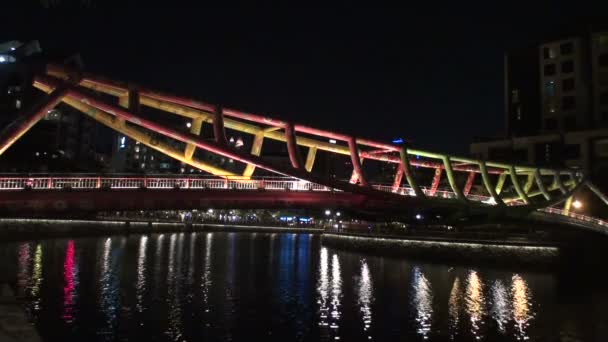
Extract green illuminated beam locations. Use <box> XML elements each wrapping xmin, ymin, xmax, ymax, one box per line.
<box><xmin>509</xmin><ymin>166</ymin><xmax>530</xmax><ymax>204</ymax></box>
<box><xmin>399</xmin><ymin>146</ymin><xmax>424</xmax><ymax>197</ymax></box>
<box><xmin>442</xmin><ymin>156</ymin><xmax>466</xmax><ymax>202</ymax></box>
<box><xmin>534</xmin><ymin>169</ymin><xmax>552</xmax><ymax>201</ymax></box>
<box><xmin>479</xmin><ymin>161</ymin><xmax>505</xmax><ymax>206</ymax></box>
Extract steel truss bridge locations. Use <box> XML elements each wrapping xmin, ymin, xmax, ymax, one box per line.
<box><xmin>0</xmin><ymin>64</ymin><xmax>607</xmax><ymax>227</ymax></box>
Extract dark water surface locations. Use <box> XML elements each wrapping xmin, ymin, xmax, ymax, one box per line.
<box><xmin>1</xmin><ymin>232</ymin><xmax>607</xmax><ymax>341</ymax></box>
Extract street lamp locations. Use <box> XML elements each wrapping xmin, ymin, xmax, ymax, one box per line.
<box><xmin>336</xmin><ymin>211</ymin><xmax>341</xmax><ymax>217</ymax></box>
<box><xmin>325</xmin><ymin>209</ymin><xmax>331</xmax><ymax>216</ymax></box>
<box><xmin>572</xmin><ymin>200</ymin><xmax>582</xmax><ymax>209</ymax></box>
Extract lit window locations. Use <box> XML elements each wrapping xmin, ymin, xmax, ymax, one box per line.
<box><xmin>141</xmin><ymin>163</ymin><xmax>145</xmax><ymax>168</ymax></box>
<box><xmin>516</xmin><ymin>106</ymin><xmax>522</xmax><ymax>120</ymax></box>
<box><xmin>15</xmin><ymin>99</ymin><xmax>21</xmax><ymax>109</ymax></box>
<box><xmin>134</xmin><ymin>146</ymin><xmax>139</xmax><ymax>152</ymax></box>
<box><xmin>0</xmin><ymin>55</ymin><xmax>16</xmax><ymax>63</ymax></box>
<box><xmin>135</xmin><ymin>154</ymin><xmax>139</xmax><ymax>159</ymax></box>
<box><xmin>543</xmin><ymin>47</ymin><xmax>557</xmax><ymax>59</ymax></box>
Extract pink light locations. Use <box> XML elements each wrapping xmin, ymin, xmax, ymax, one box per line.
<box><xmin>63</xmin><ymin>240</ymin><xmax>76</xmax><ymax>323</ymax></box>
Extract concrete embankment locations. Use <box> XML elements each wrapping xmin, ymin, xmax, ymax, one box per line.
<box><xmin>321</xmin><ymin>232</ymin><xmax>560</xmax><ymax>266</ymax></box>
<box><xmin>0</xmin><ymin>218</ymin><xmax>568</xmax><ymax>266</ymax></box>
<box><xmin>0</xmin><ymin>218</ymin><xmax>321</xmax><ymax>239</ymax></box>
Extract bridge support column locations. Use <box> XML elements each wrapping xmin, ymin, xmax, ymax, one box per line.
<box><xmin>563</xmin><ymin>195</ymin><xmax>573</xmax><ymax>215</ymax></box>
<box><xmin>213</xmin><ymin>106</ymin><xmax>228</xmax><ymax>145</ymax></box>
<box><xmin>184</xmin><ymin>117</ymin><xmax>204</xmax><ymax>160</ymax></box>
<box><xmin>242</xmin><ymin>131</ymin><xmax>265</xmax><ymax>177</ymax></box>
<box><xmin>0</xmin><ymin>87</ymin><xmax>68</xmax><ymax>156</ymax></box>
<box><xmin>305</xmin><ymin>146</ymin><xmax>317</xmax><ymax>172</ymax></box>
<box><xmin>534</xmin><ymin>169</ymin><xmax>552</xmax><ymax>200</ymax></box>
<box><xmin>399</xmin><ymin>146</ymin><xmax>424</xmax><ymax>197</ymax></box>
<box><xmin>495</xmin><ymin>172</ymin><xmax>507</xmax><ymax>195</ymax></box>
<box><xmin>553</xmin><ymin>171</ymin><xmax>568</xmax><ymax>194</ymax></box>
<box><xmin>442</xmin><ymin>156</ymin><xmax>466</xmax><ymax>202</ymax></box>
<box><xmin>285</xmin><ymin>122</ymin><xmax>303</xmax><ymax>169</ymax></box>
<box><xmin>523</xmin><ymin>173</ymin><xmax>535</xmax><ymax>194</ymax></box>
<box><xmin>479</xmin><ymin>161</ymin><xmax>504</xmax><ymax>206</ymax></box>
<box><xmin>429</xmin><ymin>168</ymin><xmax>442</xmax><ymax>196</ymax></box>
<box><xmin>349</xmin><ymin>157</ymin><xmax>365</xmax><ymax>184</ymax></box>
<box><xmin>118</xmin><ymin>85</ymin><xmax>140</xmax><ymax>127</ymax></box>
<box><xmin>463</xmin><ymin>171</ymin><xmax>475</xmax><ymax>196</ymax></box>
<box><xmin>586</xmin><ymin>181</ymin><xmax>608</xmax><ymax>206</ymax></box>
<box><xmin>348</xmin><ymin>137</ymin><xmax>368</xmax><ymax>187</ymax></box>
<box><xmin>392</xmin><ymin>164</ymin><xmax>404</xmax><ymax>192</ymax></box>
<box><xmin>509</xmin><ymin>166</ymin><xmax>530</xmax><ymax>204</ymax></box>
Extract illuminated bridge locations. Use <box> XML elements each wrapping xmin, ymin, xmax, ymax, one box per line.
<box><xmin>1</xmin><ymin>64</ymin><xmax>607</xmax><ymax>230</ymax></box>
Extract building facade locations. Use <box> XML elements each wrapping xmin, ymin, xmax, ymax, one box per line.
<box><xmin>472</xmin><ymin>27</ymin><xmax>608</xmax><ymax>187</ymax></box>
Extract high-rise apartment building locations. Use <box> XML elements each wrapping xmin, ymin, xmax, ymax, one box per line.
<box><xmin>472</xmin><ymin>26</ymin><xmax>608</xmax><ymax>184</ymax></box>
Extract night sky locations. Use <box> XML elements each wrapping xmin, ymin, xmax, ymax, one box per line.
<box><xmin>5</xmin><ymin>2</ymin><xmax>607</xmax><ymax>154</ymax></box>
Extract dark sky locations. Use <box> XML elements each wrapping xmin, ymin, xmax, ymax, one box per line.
<box><xmin>5</xmin><ymin>2</ymin><xmax>608</xmax><ymax>154</ymax></box>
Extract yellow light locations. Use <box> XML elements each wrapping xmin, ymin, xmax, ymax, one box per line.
<box><xmin>572</xmin><ymin>200</ymin><xmax>582</xmax><ymax>209</ymax></box>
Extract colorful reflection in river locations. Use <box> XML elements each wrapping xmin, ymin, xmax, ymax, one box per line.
<box><xmin>4</xmin><ymin>233</ymin><xmax>564</xmax><ymax>341</ymax></box>
<box><xmin>62</xmin><ymin>240</ymin><xmax>79</xmax><ymax>324</ymax></box>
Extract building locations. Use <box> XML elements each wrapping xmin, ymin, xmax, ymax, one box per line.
<box><xmin>472</xmin><ymin>25</ymin><xmax>608</xmax><ymax>187</ymax></box>
<box><xmin>0</xmin><ymin>40</ymin><xmax>112</xmax><ymax>172</ymax></box>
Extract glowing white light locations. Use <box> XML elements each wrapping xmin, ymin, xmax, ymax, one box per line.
<box><xmin>325</xmin><ymin>210</ymin><xmax>331</xmax><ymax>216</ymax></box>
<box><xmin>10</xmin><ymin>47</ymin><xmax>15</xmax><ymax>51</ymax></box>
<box><xmin>572</xmin><ymin>200</ymin><xmax>582</xmax><ymax>209</ymax></box>
<box><xmin>0</xmin><ymin>56</ymin><xmax>5</xmax><ymax>63</ymax></box>
<box><xmin>336</xmin><ymin>212</ymin><xmax>341</xmax><ymax>217</ymax></box>
<box><xmin>207</xmin><ymin>209</ymin><xmax>214</xmax><ymax>213</ymax></box>
<box><xmin>415</xmin><ymin>214</ymin><xmax>423</xmax><ymax>220</ymax></box>
<box><xmin>329</xmin><ymin>139</ymin><xmax>337</xmax><ymax>144</ymax></box>
<box><xmin>186</xmin><ymin>122</ymin><xmax>192</xmax><ymax>128</ymax></box>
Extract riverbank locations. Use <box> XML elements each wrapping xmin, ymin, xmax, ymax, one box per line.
<box><xmin>0</xmin><ymin>218</ymin><xmax>572</xmax><ymax>266</ymax></box>
<box><xmin>322</xmin><ymin>232</ymin><xmax>560</xmax><ymax>267</ymax></box>
<box><xmin>0</xmin><ymin>218</ymin><xmax>321</xmax><ymax>240</ymax></box>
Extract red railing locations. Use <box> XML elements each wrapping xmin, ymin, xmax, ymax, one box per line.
<box><xmin>1</xmin><ymin>175</ymin><xmax>605</xmax><ymax>228</ymax></box>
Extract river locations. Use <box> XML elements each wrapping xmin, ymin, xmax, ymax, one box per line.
<box><xmin>2</xmin><ymin>231</ymin><xmax>606</xmax><ymax>341</ymax></box>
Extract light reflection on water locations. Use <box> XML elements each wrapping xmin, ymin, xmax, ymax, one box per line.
<box><xmin>357</xmin><ymin>260</ymin><xmax>373</xmax><ymax>339</ymax></box>
<box><xmin>466</xmin><ymin>270</ymin><xmax>485</xmax><ymax>340</ymax></box>
<box><xmin>411</xmin><ymin>266</ymin><xmax>433</xmax><ymax>340</ymax></box>
<box><xmin>490</xmin><ymin>280</ymin><xmax>510</xmax><ymax>333</ymax></box>
<box><xmin>512</xmin><ymin>274</ymin><xmax>533</xmax><ymax>340</ymax></box>
<box><xmin>136</xmin><ymin>235</ymin><xmax>148</xmax><ymax>316</ymax></box>
<box><xmin>448</xmin><ymin>276</ymin><xmax>462</xmax><ymax>340</ymax></box>
<box><xmin>6</xmin><ymin>232</ymin><xmax>591</xmax><ymax>342</ymax></box>
<box><xmin>62</xmin><ymin>240</ymin><xmax>78</xmax><ymax>324</ymax></box>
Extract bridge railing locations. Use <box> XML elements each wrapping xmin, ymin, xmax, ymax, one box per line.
<box><xmin>2</xmin><ymin>175</ymin><xmax>607</xmax><ymax>227</ymax></box>
<box><xmin>539</xmin><ymin>207</ymin><xmax>608</xmax><ymax>227</ymax></box>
